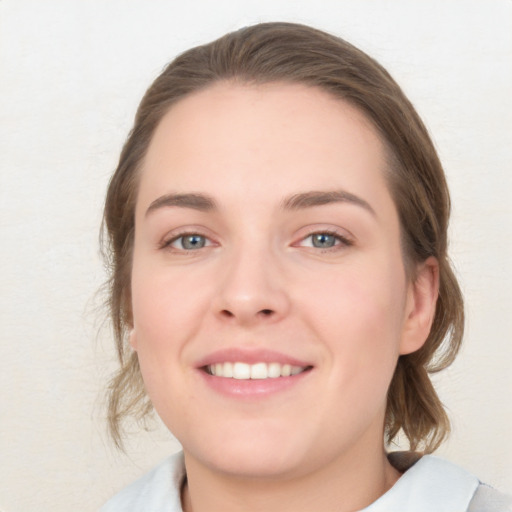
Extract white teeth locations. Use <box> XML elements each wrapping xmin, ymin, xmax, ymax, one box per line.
<box><xmin>290</xmin><ymin>365</ymin><xmax>303</xmax><ymax>375</ymax></box>
<box><xmin>268</xmin><ymin>362</ymin><xmax>281</xmax><ymax>378</ymax></box>
<box><xmin>223</xmin><ymin>361</ymin><xmax>233</xmax><ymax>378</ymax></box>
<box><xmin>233</xmin><ymin>362</ymin><xmax>251</xmax><ymax>379</ymax></box>
<box><xmin>207</xmin><ymin>362</ymin><xmax>307</xmax><ymax>379</ymax></box>
<box><xmin>250</xmin><ymin>362</ymin><xmax>268</xmax><ymax>379</ymax></box>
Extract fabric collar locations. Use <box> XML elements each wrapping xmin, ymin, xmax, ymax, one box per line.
<box><xmin>101</xmin><ymin>451</ymin><xmax>480</xmax><ymax>511</ymax></box>
<box><xmin>361</xmin><ymin>454</ymin><xmax>479</xmax><ymax>511</ymax></box>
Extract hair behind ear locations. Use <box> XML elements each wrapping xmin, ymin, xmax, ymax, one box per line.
<box><xmin>386</xmin><ymin>258</ymin><xmax>463</xmax><ymax>453</ymax></box>
<box><xmin>386</xmin><ymin>354</ymin><xmax>450</xmax><ymax>452</ymax></box>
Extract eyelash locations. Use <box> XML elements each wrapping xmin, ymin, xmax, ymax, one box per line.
<box><xmin>297</xmin><ymin>230</ymin><xmax>353</xmax><ymax>252</ymax></box>
<box><xmin>160</xmin><ymin>231</ymin><xmax>213</xmax><ymax>252</ymax></box>
<box><xmin>160</xmin><ymin>229</ymin><xmax>353</xmax><ymax>253</ymax></box>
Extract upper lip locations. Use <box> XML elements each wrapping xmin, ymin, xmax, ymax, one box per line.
<box><xmin>195</xmin><ymin>348</ymin><xmax>313</xmax><ymax>369</ymax></box>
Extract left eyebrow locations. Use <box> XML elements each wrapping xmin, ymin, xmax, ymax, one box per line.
<box><xmin>281</xmin><ymin>190</ymin><xmax>376</xmax><ymax>216</ymax></box>
<box><xmin>145</xmin><ymin>192</ymin><xmax>217</xmax><ymax>217</ymax></box>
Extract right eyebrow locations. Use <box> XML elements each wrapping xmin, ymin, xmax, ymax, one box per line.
<box><xmin>281</xmin><ymin>190</ymin><xmax>376</xmax><ymax>217</ymax></box>
<box><xmin>145</xmin><ymin>193</ymin><xmax>217</xmax><ymax>217</ymax></box>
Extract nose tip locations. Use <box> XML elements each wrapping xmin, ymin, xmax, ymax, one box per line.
<box><xmin>213</xmin><ymin>250</ymin><xmax>290</xmax><ymax>326</ymax></box>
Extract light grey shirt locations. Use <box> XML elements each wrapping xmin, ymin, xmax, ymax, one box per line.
<box><xmin>100</xmin><ymin>451</ymin><xmax>511</xmax><ymax>511</ymax></box>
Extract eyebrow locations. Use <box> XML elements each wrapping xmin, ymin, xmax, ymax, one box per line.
<box><xmin>146</xmin><ymin>193</ymin><xmax>216</xmax><ymax>216</ymax></box>
<box><xmin>145</xmin><ymin>189</ymin><xmax>375</xmax><ymax>217</ymax></box>
<box><xmin>281</xmin><ymin>190</ymin><xmax>376</xmax><ymax>216</ymax></box>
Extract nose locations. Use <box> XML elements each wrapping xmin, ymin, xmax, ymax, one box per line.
<box><xmin>213</xmin><ymin>243</ymin><xmax>290</xmax><ymax>326</ymax></box>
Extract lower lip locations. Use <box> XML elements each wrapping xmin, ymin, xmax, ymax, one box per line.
<box><xmin>198</xmin><ymin>369</ymin><xmax>312</xmax><ymax>398</ymax></box>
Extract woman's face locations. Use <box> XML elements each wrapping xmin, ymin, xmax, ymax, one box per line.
<box><xmin>130</xmin><ymin>82</ymin><xmax>436</xmax><ymax>479</ymax></box>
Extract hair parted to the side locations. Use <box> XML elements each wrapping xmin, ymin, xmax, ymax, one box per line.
<box><xmin>102</xmin><ymin>22</ymin><xmax>463</xmax><ymax>452</ymax></box>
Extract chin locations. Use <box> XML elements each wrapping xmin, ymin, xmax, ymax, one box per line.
<box><xmin>181</xmin><ymin>423</ymin><xmax>311</xmax><ymax>479</ymax></box>
<box><xmin>203</xmin><ymin>449</ymin><xmax>304</xmax><ymax>479</ymax></box>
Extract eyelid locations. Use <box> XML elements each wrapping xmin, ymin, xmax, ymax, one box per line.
<box><xmin>158</xmin><ymin>225</ymin><xmax>354</xmax><ymax>252</ymax></box>
<box><xmin>293</xmin><ymin>226</ymin><xmax>355</xmax><ymax>250</ymax></box>
<box><xmin>159</xmin><ymin>227</ymin><xmax>218</xmax><ymax>251</ymax></box>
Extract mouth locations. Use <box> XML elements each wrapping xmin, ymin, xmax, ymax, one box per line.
<box><xmin>204</xmin><ymin>362</ymin><xmax>312</xmax><ymax>380</ymax></box>
<box><xmin>196</xmin><ymin>348</ymin><xmax>314</xmax><ymax>396</ymax></box>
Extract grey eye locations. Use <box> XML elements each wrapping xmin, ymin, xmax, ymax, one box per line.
<box><xmin>180</xmin><ymin>235</ymin><xmax>206</xmax><ymax>250</ymax></box>
<box><xmin>311</xmin><ymin>233</ymin><xmax>337</xmax><ymax>248</ymax></box>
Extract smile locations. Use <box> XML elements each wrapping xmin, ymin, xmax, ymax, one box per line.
<box><xmin>206</xmin><ymin>362</ymin><xmax>309</xmax><ymax>379</ymax></box>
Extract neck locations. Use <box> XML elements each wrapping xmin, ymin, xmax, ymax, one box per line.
<box><xmin>181</xmin><ymin>442</ymin><xmax>400</xmax><ymax>512</ymax></box>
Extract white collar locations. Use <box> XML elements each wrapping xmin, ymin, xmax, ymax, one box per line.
<box><xmin>361</xmin><ymin>454</ymin><xmax>479</xmax><ymax>511</ymax></box>
<box><xmin>101</xmin><ymin>452</ymin><xmax>480</xmax><ymax>511</ymax></box>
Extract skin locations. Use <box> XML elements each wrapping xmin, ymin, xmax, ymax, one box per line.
<box><xmin>130</xmin><ymin>82</ymin><xmax>439</xmax><ymax>512</ymax></box>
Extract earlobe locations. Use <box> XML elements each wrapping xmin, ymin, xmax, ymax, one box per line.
<box><xmin>399</xmin><ymin>257</ymin><xmax>440</xmax><ymax>355</ymax></box>
<box><xmin>129</xmin><ymin>328</ymin><xmax>138</xmax><ymax>351</ymax></box>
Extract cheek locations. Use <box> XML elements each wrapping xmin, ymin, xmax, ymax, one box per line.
<box><xmin>129</xmin><ymin>273</ymin><xmax>199</xmax><ymax>412</ymax></box>
<box><xmin>129</xmin><ymin>263</ymin><xmax>199</xmax><ymax>418</ymax></box>
<box><xmin>299</xmin><ymin>260</ymin><xmax>407</xmax><ymax>377</ymax></box>
<box><xmin>131</xmin><ymin>256</ymin><xmax>210</xmax><ymax>344</ymax></box>
<box><xmin>304</xmin><ymin>257</ymin><xmax>406</xmax><ymax>328</ymax></box>
<box><xmin>285</xmin><ymin>262</ymin><xmax>408</xmax><ymax>444</ymax></box>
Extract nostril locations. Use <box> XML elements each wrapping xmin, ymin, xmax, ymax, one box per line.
<box><xmin>218</xmin><ymin>308</ymin><xmax>276</xmax><ymax>320</ymax></box>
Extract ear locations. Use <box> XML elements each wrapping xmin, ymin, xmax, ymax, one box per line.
<box><xmin>399</xmin><ymin>256</ymin><xmax>440</xmax><ymax>355</ymax></box>
<box><xmin>128</xmin><ymin>328</ymin><xmax>138</xmax><ymax>351</ymax></box>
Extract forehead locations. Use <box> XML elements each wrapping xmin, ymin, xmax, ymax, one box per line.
<box><xmin>138</xmin><ymin>82</ymin><xmax>393</xmax><ymax>216</ymax></box>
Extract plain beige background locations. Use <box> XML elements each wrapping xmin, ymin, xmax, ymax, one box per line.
<box><xmin>0</xmin><ymin>1</ymin><xmax>511</xmax><ymax>510</ymax></box>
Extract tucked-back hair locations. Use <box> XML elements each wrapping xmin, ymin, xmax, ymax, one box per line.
<box><xmin>103</xmin><ymin>22</ymin><xmax>463</xmax><ymax>451</ymax></box>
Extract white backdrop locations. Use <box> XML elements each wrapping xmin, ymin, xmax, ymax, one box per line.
<box><xmin>0</xmin><ymin>1</ymin><xmax>511</xmax><ymax>510</ymax></box>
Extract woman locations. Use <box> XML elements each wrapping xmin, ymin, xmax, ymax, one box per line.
<box><xmin>100</xmin><ymin>22</ymin><xmax>510</xmax><ymax>511</ymax></box>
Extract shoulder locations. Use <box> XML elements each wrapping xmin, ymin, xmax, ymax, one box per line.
<box><xmin>363</xmin><ymin>453</ymin><xmax>483</xmax><ymax>511</ymax></box>
<box><xmin>468</xmin><ymin>483</ymin><xmax>512</xmax><ymax>512</ymax></box>
<box><xmin>377</xmin><ymin>453</ymin><xmax>512</xmax><ymax>512</ymax></box>
<box><xmin>99</xmin><ymin>451</ymin><xmax>185</xmax><ymax>512</ymax></box>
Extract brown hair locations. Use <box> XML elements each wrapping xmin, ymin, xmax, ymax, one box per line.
<box><xmin>102</xmin><ymin>22</ymin><xmax>463</xmax><ymax>451</ymax></box>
